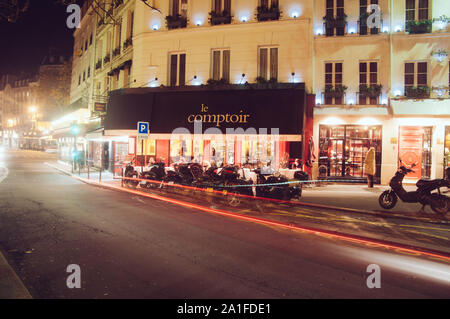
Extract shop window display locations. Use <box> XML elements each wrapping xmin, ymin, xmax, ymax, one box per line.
<box><xmin>319</xmin><ymin>125</ymin><xmax>382</xmax><ymax>182</ymax></box>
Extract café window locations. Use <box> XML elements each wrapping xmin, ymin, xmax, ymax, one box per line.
<box><xmin>241</xmin><ymin>140</ymin><xmax>275</xmax><ymax>167</ymax></box>
<box><xmin>170</xmin><ymin>139</ymin><xmax>192</xmax><ymax>162</ymax></box>
<box><xmin>258</xmin><ymin>47</ymin><xmax>278</xmax><ymax>81</ymax></box>
<box><xmin>211</xmin><ymin>49</ymin><xmax>230</xmax><ymax>82</ymax></box>
<box><xmin>136</xmin><ymin>139</ymin><xmax>156</xmax><ymax>156</ymax></box>
<box><xmin>319</xmin><ymin>125</ymin><xmax>382</xmax><ymax>182</ymax></box>
<box><xmin>169</xmin><ymin>53</ymin><xmax>186</xmax><ymax>86</ymax></box>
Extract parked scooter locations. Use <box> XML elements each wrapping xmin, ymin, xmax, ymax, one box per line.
<box><xmin>253</xmin><ymin>168</ymin><xmax>302</xmax><ymax>200</ymax></box>
<box><xmin>379</xmin><ymin>161</ymin><xmax>449</xmax><ymax>215</ymax></box>
<box><xmin>124</xmin><ymin>161</ymin><xmax>139</xmax><ymax>188</ymax></box>
<box><xmin>139</xmin><ymin>162</ymin><xmax>166</xmax><ymax>189</ymax></box>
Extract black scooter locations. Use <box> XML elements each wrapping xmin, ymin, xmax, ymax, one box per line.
<box><xmin>253</xmin><ymin>168</ymin><xmax>303</xmax><ymax>201</ymax></box>
<box><xmin>139</xmin><ymin>162</ymin><xmax>166</xmax><ymax>189</ymax></box>
<box><xmin>379</xmin><ymin>162</ymin><xmax>449</xmax><ymax>215</ymax></box>
<box><xmin>124</xmin><ymin>162</ymin><xmax>139</xmax><ymax>188</ymax></box>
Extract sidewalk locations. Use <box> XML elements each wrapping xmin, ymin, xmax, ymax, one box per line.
<box><xmin>49</xmin><ymin>161</ymin><xmax>444</xmax><ymax>217</ymax></box>
<box><xmin>0</xmin><ymin>251</ymin><xmax>32</xmax><ymax>299</ymax></box>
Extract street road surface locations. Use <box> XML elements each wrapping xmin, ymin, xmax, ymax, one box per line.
<box><xmin>0</xmin><ymin>147</ymin><xmax>449</xmax><ymax>298</ymax></box>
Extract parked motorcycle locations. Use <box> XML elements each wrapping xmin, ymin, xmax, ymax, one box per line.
<box><xmin>163</xmin><ymin>163</ymin><xmax>204</xmax><ymax>186</ymax></box>
<box><xmin>379</xmin><ymin>161</ymin><xmax>449</xmax><ymax>215</ymax></box>
<box><xmin>124</xmin><ymin>161</ymin><xmax>139</xmax><ymax>188</ymax></box>
<box><xmin>139</xmin><ymin>162</ymin><xmax>166</xmax><ymax>189</ymax></box>
<box><xmin>253</xmin><ymin>168</ymin><xmax>302</xmax><ymax>201</ymax></box>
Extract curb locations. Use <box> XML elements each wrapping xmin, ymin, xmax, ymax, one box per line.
<box><xmin>0</xmin><ymin>251</ymin><xmax>32</xmax><ymax>299</ymax></box>
<box><xmin>45</xmin><ymin>162</ymin><xmax>450</xmax><ymax>262</ymax></box>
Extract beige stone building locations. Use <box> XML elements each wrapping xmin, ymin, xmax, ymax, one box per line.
<box><xmin>69</xmin><ymin>0</ymin><xmax>449</xmax><ymax>183</ymax></box>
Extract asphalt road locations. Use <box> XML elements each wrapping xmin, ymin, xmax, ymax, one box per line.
<box><xmin>0</xmin><ymin>147</ymin><xmax>449</xmax><ymax>298</ymax></box>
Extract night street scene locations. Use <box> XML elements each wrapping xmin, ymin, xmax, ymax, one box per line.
<box><xmin>0</xmin><ymin>0</ymin><xmax>450</xmax><ymax>308</ymax></box>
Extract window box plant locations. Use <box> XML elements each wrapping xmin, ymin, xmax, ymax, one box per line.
<box><xmin>325</xmin><ymin>85</ymin><xmax>348</xmax><ymax>98</ymax></box>
<box><xmin>256</xmin><ymin>5</ymin><xmax>281</xmax><ymax>22</ymax></box>
<box><xmin>359</xmin><ymin>84</ymin><xmax>382</xmax><ymax>97</ymax></box>
<box><xmin>406</xmin><ymin>20</ymin><xmax>432</xmax><ymax>34</ymax></box>
<box><xmin>405</xmin><ymin>86</ymin><xmax>431</xmax><ymax>98</ymax></box>
<box><xmin>166</xmin><ymin>14</ymin><xmax>188</xmax><ymax>29</ymax></box>
<box><xmin>209</xmin><ymin>10</ymin><xmax>232</xmax><ymax>25</ymax></box>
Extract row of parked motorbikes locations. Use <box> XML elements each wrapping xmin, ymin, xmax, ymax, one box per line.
<box><xmin>123</xmin><ymin>160</ymin><xmax>308</xmax><ymax>202</ymax></box>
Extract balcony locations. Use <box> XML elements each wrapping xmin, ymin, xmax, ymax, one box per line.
<box><xmin>406</xmin><ymin>20</ymin><xmax>432</xmax><ymax>34</ymax></box>
<box><xmin>112</xmin><ymin>46</ymin><xmax>121</xmax><ymax>58</ymax></box>
<box><xmin>209</xmin><ymin>10</ymin><xmax>232</xmax><ymax>26</ymax></box>
<box><xmin>123</xmin><ymin>37</ymin><xmax>132</xmax><ymax>50</ymax></box>
<box><xmin>404</xmin><ymin>86</ymin><xmax>431</xmax><ymax>99</ymax></box>
<box><xmin>256</xmin><ymin>6</ymin><xmax>281</xmax><ymax>22</ymax></box>
<box><xmin>103</xmin><ymin>54</ymin><xmax>110</xmax><ymax>64</ymax></box>
<box><xmin>166</xmin><ymin>14</ymin><xmax>187</xmax><ymax>30</ymax></box>
<box><xmin>358</xmin><ymin>13</ymin><xmax>380</xmax><ymax>35</ymax></box>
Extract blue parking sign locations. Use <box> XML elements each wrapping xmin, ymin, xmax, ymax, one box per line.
<box><xmin>137</xmin><ymin>122</ymin><xmax>149</xmax><ymax>135</ymax></box>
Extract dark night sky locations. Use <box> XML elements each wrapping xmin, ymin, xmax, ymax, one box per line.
<box><xmin>0</xmin><ymin>0</ymin><xmax>80</xmax><ymax>75</ymax></box>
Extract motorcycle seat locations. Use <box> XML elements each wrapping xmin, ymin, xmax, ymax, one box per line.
<box><xmin>416</xmin><ymin>179</ymin><xmax>444</xmax><ymax>189</ymax></box>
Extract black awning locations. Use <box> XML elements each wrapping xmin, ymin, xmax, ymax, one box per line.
<box><xmin>105</xmin><ymin>85</ymin><xmax>306</xmax><ymax>135</ymax></box>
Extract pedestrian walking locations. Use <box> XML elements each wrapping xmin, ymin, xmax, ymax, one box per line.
<box><xmin>364</xmin><ymin>147</ymin><xmax>376</xmax><ymax>188</ymax></box>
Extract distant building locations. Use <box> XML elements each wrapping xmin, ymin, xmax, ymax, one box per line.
<box><xmin>0</xmin><ymin>50</ymin><xmax>72</xmax><ymax>150</ymax></box>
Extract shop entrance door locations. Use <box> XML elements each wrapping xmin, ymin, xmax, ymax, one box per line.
<box><xmin>328</xmin><ymin>139</ymin><xmax>344</xmax><ymax>177</ymax></box>
<box><xmin>398</xmin><ymin>126</ymin><xmax>424</xmax><ymax>180</ymax></box>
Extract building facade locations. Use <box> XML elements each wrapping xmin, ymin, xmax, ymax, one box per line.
<box><xmin>69</xmin><ymin>0</ymin><xmax>449</xmax><ymax>183</ymax></box>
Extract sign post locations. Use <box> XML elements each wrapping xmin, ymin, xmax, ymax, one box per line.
<box><xmin>137</xmin><ymin>122</ymin><xmax>149</xmax><ymax>173</ymax></box>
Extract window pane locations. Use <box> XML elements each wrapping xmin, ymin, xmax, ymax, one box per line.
<box><xmin>179</xmin><ymin>54</ymin><xmax>186</xmax><ymax>86</ymax></box>
<box><xmin>406</xmin><ymin>0</ymin><xmax>415</xmax><ymax>10</ymax></box>
<box><xmin>417</xmin><ymin>62</ymin><xmax>427</xmax><ymax>73</ymax></box>
<box><xmin>335</xmin><ymin>73</ymin><xmax>342</xmax><ymax>84</ymax></box>
<box><xmin>370</xmin><ymin>73</ymin><xmax>377</xmax><ymax>84</ymax></box>
<box><xmin>170</xmin><ymin>54</ymin><xmax>177</xmax><ymax>86</ymax></box>
<box><xmin>405</xmin><ymin>74</ymin><xmax>414</xmax><ymax>85</ymax></box>
<box><xmin>359</xmin><ymin>62</ymin><xmax>367</xmax><ymax>73</ymax></box>
<box><xmin>212</xmin><ymin>50</ymin><xmax>220</xmax><ymax>80</ymax></box>
<box><xmin>270</xmin><ymin>48</ymin><xmax>278</xmax><ymax>80</ymax></box>
<box><xmin>325</xmin><ymin>63</ymin><xmax>333</xmax><ymax>73</ymax></box>
<box><xmin>222</xmin><ymin>50</ymin><xmax>230</xmax><ymax>82</ymax></box>
<box><xmin>325</xmin><ymin>73</ymin><xmax>333</xmax><ymax>84</ymax></box>
<box><xmin>370</xmin><ymin>62</ymin><xmax>377</xmax><ymax>72</ymax></box>
<box><xmin>405</xmin><ymin>63</ymin><xmax>414</xmax><ymax>74</ymax></box>
<box><xmin>359</xmin><ymin>73</ymin><xmax>367</xmax><ymax>84</ymax></box>
<box><xmin>417</xmin><ymin>73</ymin><xmax>427</xmax><ymax>85</ymax></box>
<box><xmin>335</xmin><ymin>63</ymin><xmax>343</xmax><ymax>73</ymax></box>
<box><xmin>259</xmin><ymin>48</ymin><xmax>268</xmax><ymax>79</ymax></box>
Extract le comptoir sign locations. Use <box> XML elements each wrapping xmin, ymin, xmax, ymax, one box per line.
<box><xmin>187</xmin><ymin>104</ymin><xmax>251</xmax><ymax>127</ymax></box>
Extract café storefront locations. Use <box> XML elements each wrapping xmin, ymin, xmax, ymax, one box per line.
<box><xmin>102</xmin><ymin>84</ymin><xmax>310</xmax><ymax>171</ymax></box>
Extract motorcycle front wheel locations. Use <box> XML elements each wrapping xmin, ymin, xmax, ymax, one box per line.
<box><xmin>379</xmin><ymin>190</ymin><xmax>398</xmax><ymax>209</ymax></box>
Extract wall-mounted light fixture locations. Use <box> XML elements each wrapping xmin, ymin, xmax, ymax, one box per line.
<box><xmin>291</xmin><ymin>11</ymin><xmax>299</xmax><ymax>19</ymax></box>
<box><xmin>241</xmin><ymin>16</ymin><xmax>248</xmax><ymax>22</ymax></box>
<box><xmin>152</xmin><ymin>24</ymin><xmax>160</xmax><ymax>30</ymax></box>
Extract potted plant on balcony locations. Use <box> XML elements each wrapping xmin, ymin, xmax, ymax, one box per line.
<box><xmin>256</xmin><ymin>5</ymin><xmax>281</xmax><ymax>22</ymax></box>
<box><xmin>95</xmin><ymin>59</ymin><xmax>102</xmax><ymax>70</ymax></box>
<box><xmin>325</xmin><ymin>85</ymin><xmax>348</xmax><ymax>98</ymax></box>
<box><xmin>103</xmin><ymin>54</ymin><xmax>110</xmax><ymax>64</ymax></box>
<box><xmin>209</xmin><ymin>10</ymin><xmax>232</xmax><ymax>25</ymax></box>
<box><xmin>406</xmin><ymin>19</ymin><xmax>432</xmax><ymax>34</ymax></box>
<box><xmin>323</xmin><ymin>13</ymin><xmax>335</xmax><ymax>29</ymax></box>
<box><xmin>359</xmin><ymin>84</ymin><xmax>383</xmax><ymax>97</ymax></box>
<box><xmin>166</xmin><ymin>14</ymin><xmax>188</xmax><ymax>29</ymax></box>
<box><xmin>405</xmin><ymin>86</ymin><xmax>431</xmax><ymax>98</ymax></box>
